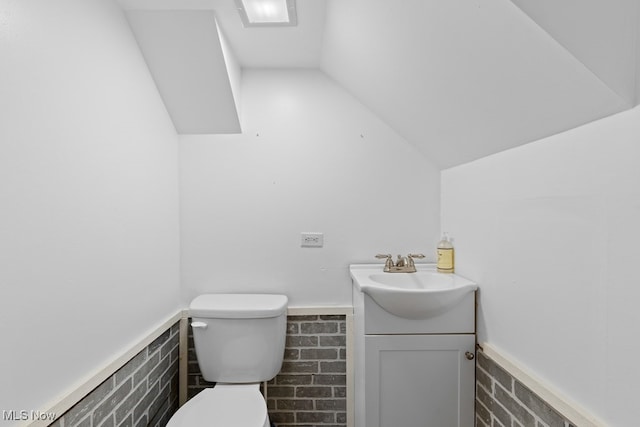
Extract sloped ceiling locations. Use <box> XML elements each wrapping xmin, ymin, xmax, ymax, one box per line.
<box><xmin>510</xmin><ymin>0</ymin><xmax>638</xmax><ymax>105</ymax></box>
<box><xmin>321</xmin><ymin>0</ymin><xmax>632</xmax><ymax>168</ymax></box>
<box><xmin>120</xmin><ymin>0</ymin><xmax>327</xmax><ymax>68</ymax></box>
<box><xmin>120</xmin><ymin>0</ymin><xmax>639</xmax><ymax>169</ymax></box>
<box><xmin>120</xmin><ymin>0</ymin><xmax>327</xmax><ymax>134</ymax></box>
<box><xmin>125</xmin><ymin>9</ymin><xmax>241</xmax><ymax>134</ymax></box>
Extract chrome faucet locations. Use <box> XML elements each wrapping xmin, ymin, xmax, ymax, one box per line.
<box><xmin>375</xmin><ymin>253</ymin><xmax>425</xmax><ymax>273</ymax></box>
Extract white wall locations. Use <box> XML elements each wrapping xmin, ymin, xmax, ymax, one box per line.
<box><xmin>0</xmin><ymin>0</ymin><xmax>180</xmax><ymax>418</ymax></box>
<box><xmin>441</xmin><ymin>107</ymin><xmax>640</xmax><ymax>426</ymax></box>
<box><xmin>637</xmin><ymin>1</ymin><xmax>640</xmax><ymax>105</ymax></box>
<box><xmin>180</xmin><ymin>69</ymin><xmax>440</xmax><ymax>306</ymax></box>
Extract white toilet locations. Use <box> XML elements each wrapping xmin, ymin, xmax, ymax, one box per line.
<box><xmin>168</xmin><ymin>293</ymin><xmax>288</xmax><ymax>427</ymax></box>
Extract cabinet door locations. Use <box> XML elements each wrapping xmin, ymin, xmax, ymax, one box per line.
<box><xmin>365</xmin><ymin>334</ymin><xmax>475</xmax><ymax>427</ymax></box>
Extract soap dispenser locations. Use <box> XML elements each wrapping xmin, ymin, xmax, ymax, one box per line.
<box><xmin>437</xmin><ymin>232</ymin><xmax>454</xmax><ymax>273</ymax></box>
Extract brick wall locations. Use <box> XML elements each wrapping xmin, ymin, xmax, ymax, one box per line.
<box><xmin>476</xmin><ymin>350</ymin><xmax>576</xmax><ymax>427</ymax></box>
<box><xmin>53</xmin><ymin>322</ymin><xmax>180</xmax><ymax>427</ymax></box>
<box><xmin>187</xmin><ymin>314</ymin><xmax>348</xmax><ymax>427</ymax></box>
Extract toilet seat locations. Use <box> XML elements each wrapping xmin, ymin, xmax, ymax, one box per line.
<box><xmin>167</xmin><ymin>383</ymin><xmax>269</xmax><ymax>427</ymax></box>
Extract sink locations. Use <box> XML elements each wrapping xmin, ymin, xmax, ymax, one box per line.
<box><xmin>350</xmin><ymin>264</ymin><xmax>477</xmax><ymax>319</ymax></box>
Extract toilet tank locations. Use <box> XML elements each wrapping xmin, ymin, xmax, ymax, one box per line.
<box><xmin>189</xmin><ymin>294</ymin><xmax>288</xmax><ymax>383</ymax></box>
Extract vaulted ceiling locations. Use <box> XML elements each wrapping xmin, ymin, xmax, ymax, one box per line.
<box><xmin>119</xmin><ymin>0</ymin><xmax>639</xmax><ymax>169</ymax></box>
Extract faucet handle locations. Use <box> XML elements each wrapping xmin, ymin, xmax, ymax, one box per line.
<box><xmin>375</xmin><ymin>254</ymin><xmax>394</xmax><ymax>271</ymax></box>
<box><xmin>407</xmin><ymin>253</ymin><xmax>425</xmax><ymax>268</ymax></box>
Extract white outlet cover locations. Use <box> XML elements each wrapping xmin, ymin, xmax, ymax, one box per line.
<box><xmin>301</xmin><ymin>232</ymin><xmax>324</xmax><ymax>248</ymax></box>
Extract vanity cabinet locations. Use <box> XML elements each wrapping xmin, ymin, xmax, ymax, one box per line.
<box><xmin>352</xmin><ymin>273</ymin><xmax>476</xmax><ymax>427</ymax></box>
<box><xmin>364</xmin><ymin>333</ymin><xmax>475</xmax><ymax>427</ymax></box>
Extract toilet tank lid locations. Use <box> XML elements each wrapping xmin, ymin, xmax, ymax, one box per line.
<box><xmin>189</xmin><ymin>294</ymin><xmax>288</xmax><ymax>319</ymax></box>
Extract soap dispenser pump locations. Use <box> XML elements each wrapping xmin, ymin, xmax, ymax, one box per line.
<box><xmin>437</xmin><ymin>232</ymin><xmax>454</xmax><ymax>273</ymax></box>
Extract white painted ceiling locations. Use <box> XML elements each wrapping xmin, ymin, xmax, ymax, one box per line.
<box><xmin>120</xmin><ymin>0</ymin><xmax>327</xmax><ymax>68</ymax></box>
<box><xmin>321</xmin><ymin>0</ymin><xmax>634</xmax><ymax>168</ymax></box>
<box><xmin>120</xmin><ymin>0</ymin><xmax>639</xmax><ymax>169</ymax></box>
<box><xmin>510</xmin><ymin>0</ymin><xmax>638</xmax><ymax>105</ymax></box>
<box><xmin>125</xmin><ymin>10</ymin><xmax>241</xmax><ymax>134</ymax></box>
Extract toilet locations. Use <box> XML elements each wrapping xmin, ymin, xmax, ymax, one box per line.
<box><xmin>168</xmin><ymin>293</ymin><xmax>288</xmax><ymax>427</ymax></box>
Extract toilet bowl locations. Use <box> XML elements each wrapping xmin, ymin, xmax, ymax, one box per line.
<box><xmin>166</xmin><ymin>384</ymin><xmax>269</xmax><ymax>427</ymax></box>
<box><xmin>167</xmin><ymin>293</ymin><xmax>288</xmax><ymax>427</ymax></box>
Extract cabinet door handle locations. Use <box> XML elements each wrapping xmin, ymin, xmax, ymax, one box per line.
<box><xmin>465</xmin><ymin>351</ymin><xmax>475</xmax><ymax>360</ymax></box>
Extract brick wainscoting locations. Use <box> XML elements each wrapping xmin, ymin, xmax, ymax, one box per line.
<box><xmin>476</xmin><ymin>350</ymin><xmax>577</xmax><ymax>427</ymax></box>
<box><xmin>52</xmin><ymin>322</ymin><xmax>180</xmax><ymax>427</ymax></box>
<box><xmin>187</xmin><ymin>314</ymin><xmax>348</xmax><ymax>427</ymax></box>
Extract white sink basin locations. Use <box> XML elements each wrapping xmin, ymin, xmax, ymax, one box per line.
<box><xmin>350</xmin><ymin>264</ymin><xmax>478</xmax><ymax>319</ymax></box>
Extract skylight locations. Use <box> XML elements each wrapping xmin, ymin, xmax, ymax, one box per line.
<box><xmin>235</xmin><ymin>0</ymin><xmax>297</xmax><ymax>27</ymax></box>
